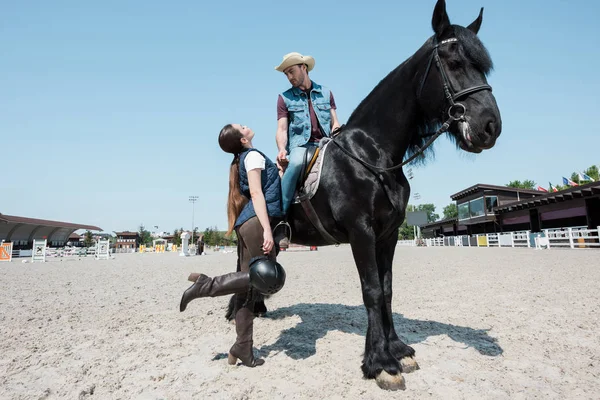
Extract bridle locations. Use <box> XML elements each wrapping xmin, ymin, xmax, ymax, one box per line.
<box><xmin>331</xmin><ymin>37</ymin><xmax>493</xmax><ymax>173</ymax></box>
<box><xmin>418</xmin><ymin>37</ymin><xmax>492</xmax><ymax>124</ymax></box>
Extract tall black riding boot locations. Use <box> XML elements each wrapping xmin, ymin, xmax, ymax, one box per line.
<box><xmin>228</xmin><ymin>305</ymin><xmax>264</xmax><ymax>367</ymax></box>
<box><xmin>179</xmin><ymin>272</ymin><xmax>249</xmax><ymax>312</ymax></box>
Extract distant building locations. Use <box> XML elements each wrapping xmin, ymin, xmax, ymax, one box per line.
<box><xmin>161</xmin><ymin>234</ymin><xmax>174</xmax><ymax>243</ymax></box>
<box><xmin>68</xmin><ymin>233</ymin><xmax>83</xmax><ymax>247</ymax></box>
<box><xmin>114</xmin><ymin>231</ymin><xmax>140</xmax><ymax>250</ymax></box>
<box><xmin>420</xmin><ymin>182</ymin><xmax>600</xmax><ymax>237</ymax></box>
<box><xmin>0</xmin><ymin>212</ymin><xmax>101</xmax><ymax>249</ymax></box>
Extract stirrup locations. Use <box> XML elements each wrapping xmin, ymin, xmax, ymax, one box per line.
<box><xmin>273</xmin><ymin>221</ymin><xmax>292</xmax><ymax>243</ymax></box>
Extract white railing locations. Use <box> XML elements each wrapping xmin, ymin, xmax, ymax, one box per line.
<box><xmin>486</xmin><ymin>233</ymin><xmax>499</xmax><ymax>247</ymax></box>
<box><xmin>540</xmin><ymin>226</ymin><xmax>600</xmax><ymax>249</ymax></box>
<box><xmin>397</xmin><ymin>226</ymin><xmax>600</xmax><ymax>250</ymax></box>
<box><xmin>512</xmin><ymin>231</ymin><xmax>531</xmax><ymax>247</ymax></box>
<box><xmin>114</xmin><ymin>248</ymin><xmax>136</xmax><ymax>254</ymax></box>
<box><xmin>425</xmin><ymin>238</ymin><xmax>444</xmax><ymax>247</ymax></box>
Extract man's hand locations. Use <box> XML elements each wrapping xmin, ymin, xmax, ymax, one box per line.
<box><xmin>277</xmin><ymin>150</ymin><xmax>289</xmax><ymax>167</ymax></box>
<box><xmin>276</xmin><ymin>161</ymin><xmax>286</xmax><ymax>177</ymax></box>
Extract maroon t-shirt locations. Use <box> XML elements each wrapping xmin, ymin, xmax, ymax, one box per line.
<box><xmin>277</xmin><ymin>91</ymin><xmax>337</xmax><ymax>143</ymax></box>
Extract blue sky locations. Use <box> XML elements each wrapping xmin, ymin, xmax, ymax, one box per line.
<box><xmin>2</xmin><ymin>0</ymin><xmax>599</xmax><ymax>234</ymax></box>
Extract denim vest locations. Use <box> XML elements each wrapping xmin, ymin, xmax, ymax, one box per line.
<box><xmin>235</xmin><ymin>148</ymin><xmax>284</xmax><ymax>228</ymax></box>
<box><xmin>281</xmin><ymin>81</ymin><xmax>332</xmax><ymax>152</ymax></box>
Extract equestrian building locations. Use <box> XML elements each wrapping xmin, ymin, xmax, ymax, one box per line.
<box><xmin>115</xmin><ymin>231</ymin><xmax>140</xmax><ymax>250</ymax></box>
<box><xmin>0</xmin><ymin>212</ymin><xmax>102</xmax><ymax>249</ymax></box>
<box><xmin>420</xmin><ymin>182</ymin><xmax>600</xmax><ymax>238</ymax></box>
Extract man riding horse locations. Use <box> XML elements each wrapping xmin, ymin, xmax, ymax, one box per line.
<box><xmin>274</xmin><ymin>52</ymin><xmax>341</xmax><ymax>225</ymax></box>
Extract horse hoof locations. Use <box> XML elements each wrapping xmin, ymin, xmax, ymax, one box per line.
<box><xmin>400</xmin><ymin>357</ymin><xmax>420</xmax><ymax>373</ymax></box>
<box><xmin>375</xmin><ymin>370</ymin><xmax>406</xmax><ymax>391</ymax></box>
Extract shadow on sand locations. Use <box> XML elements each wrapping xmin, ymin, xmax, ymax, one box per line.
<box><xmin>213</xmin><ymin>303</ymin><xmax>502</xmax><ymax>361</ymax></box>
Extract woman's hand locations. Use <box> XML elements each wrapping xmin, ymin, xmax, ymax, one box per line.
<box><xmin>262</xmin><ymin>229</ymin><xmax>274</xmax><ymax>254</ymax></box>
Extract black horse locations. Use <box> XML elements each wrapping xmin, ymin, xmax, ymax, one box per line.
<box><xmin>231</xmin><ymin>0</ymin><xmax>501</xmax><ymax>391</ymax></box>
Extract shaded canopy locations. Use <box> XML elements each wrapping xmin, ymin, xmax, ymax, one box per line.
<box><xmin>0</xmin><ymin>213</ymin><xmax>102</xmax><ymax>246</ymax></box>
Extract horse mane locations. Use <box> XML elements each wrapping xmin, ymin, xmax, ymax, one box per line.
<box><xmin>405</xmin><ymin>118</ymin><xmax>441</xmax><ymax>166</ymax></box>
<box><xmin>453</xmin><ymin>25</ymin><xmax>493</xmax><ymax>76</ymax></box>
<box><xmin>346</xmin><ymin>25</ymin><xmax>494</xmax><ymax>166</ymax></box>
<box><xmin>404</xmin><ymin>27</ymin><xmax>493</xmax><ymax>165</ymax></box>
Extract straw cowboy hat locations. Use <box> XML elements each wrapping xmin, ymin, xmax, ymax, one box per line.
<box><xmin>274</xmin><ymin>52</ymin><xmax>315</xmax><ymax>72</ymax></box>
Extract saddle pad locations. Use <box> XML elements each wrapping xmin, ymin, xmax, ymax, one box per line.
<box><xmin>293</xmin><ymin>138</ymin><xmax>331</xmax><ymax>203</ymax></box>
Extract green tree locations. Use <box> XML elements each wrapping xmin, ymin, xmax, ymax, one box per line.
<box><xmin>172</xmin><ymin>228</ymin><xmax>183</xmax><ymax>246</ymax></box>
<box><xmin>138</xmin><ymin>224</ymin><xmax>153</xmax><ymax>246</ymax></box>
<box><xmin>585</xmin><ymin>165</ymin><xmax>599</xmax><ymax>181</ymax></box>
<box><xmin>442</xmin><ymin>203</ymin><xmax>458</xmax><ymax>220</ymax></box>
<box><xmin>506</xmin><ymin>180</ymin><xmax>536</xmax><ymax>190</ymax></box>
<box><xmin>191</xmin><ymin>227</ymin><xmax>199</xmax><ymax>243</ymax></box>
<box><xmin>572</xmin><ymin>165</ymin><xmax>599</xmax><ymax>183</ymax></box>
<box><xmin>226</xmin><ymin>230</ymin><xmax>237</xmax><ymax>243</ymax></box>
<box><xmin>203</xmin><ymin>226</ymin><xmax>215</xmax><ymax>246</ymax></box>
<box><xmin>201</xmin><ymin>226</ymin><xmax>237</xmax><ymax>246</ymax></box>
<box><xmin>398</xmin><ymin>204</ymin><xmax>436</xmax><ymax>239</ymax></box>
<box><xmin>415</xmin><ymin>203</ymin><xmax>439</xmax><ymax>223</ymax></box>
<box><xmin>83</xmin><ymin>230</ymin><xmax>94</xmax><ymax>247</ymax></box>
<box><xmin>398</xmin><ymin>220</ymin><xmax>415</xmax><ymax>240</ymax></box>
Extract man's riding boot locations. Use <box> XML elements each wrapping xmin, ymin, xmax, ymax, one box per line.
<box><xmin>228</xmin><ymin>306</ymin><xmax>264</xmax><ymax>367</ymax></box>
<box><xmin>179</xmin><ymin>272</ymin><xmax>250</xmax><ymax>312</ymax></box>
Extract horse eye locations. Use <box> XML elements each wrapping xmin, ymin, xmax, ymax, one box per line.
<box><xmin>447</xmin><ymin>53</ymin><xmax>464</xmax><ymax>70</ymax></box>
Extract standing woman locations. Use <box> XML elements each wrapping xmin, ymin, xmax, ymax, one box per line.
<box><xmin>179</xmin><ymin>123</ymin><xmax>284</xmax><ymax>367</ymax></box>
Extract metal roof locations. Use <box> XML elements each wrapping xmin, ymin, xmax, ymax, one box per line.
<box><xmin>450</xmin><ymin>183</ymin><xmax>543</xmax><ymax>201</ymax></box>
<box><xmin>0</xmin><ymin>212</ymin><xmax>102</xmax><ymax>245</ymax></box>
<box><xmin>0</xmin><ymin>213</ymin><xmax>102</xmax><ymax>231</ymax></box>
<box><xmin>494</xmin><ymin>182</ymin><xmax>600</xmax><ymax>213</ymax></box>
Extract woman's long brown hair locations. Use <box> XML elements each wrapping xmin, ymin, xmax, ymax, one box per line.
<box><xmin>218</xmin><ymin>124</ymin><xmax>248</xmax><ymax>236</ymax></box>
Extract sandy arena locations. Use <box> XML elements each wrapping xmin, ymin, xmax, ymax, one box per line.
<box><xmin>1</xmin><ymin>246</ymin><xmax>599</xmax><ymax>399</ymax></box>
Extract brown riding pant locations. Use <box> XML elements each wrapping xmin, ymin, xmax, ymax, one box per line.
<box><xmin>235</xmin><ymin>216</ymin><xmax>277</xmax><ymax>276</ymax></box>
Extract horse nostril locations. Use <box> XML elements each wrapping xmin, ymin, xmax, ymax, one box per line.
<box><xmin>485</xmin><ymin>120</ymin><xmax>497</xmax><ymax>138</ymax></box>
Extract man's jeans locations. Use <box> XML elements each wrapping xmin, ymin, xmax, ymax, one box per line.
<box><xmin>281</xmin><ymin>143</ymin><xmax>318</xmax><ymax>214</ymax></box>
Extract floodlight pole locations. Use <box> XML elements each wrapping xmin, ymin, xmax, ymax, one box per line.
<box><xmin>189</xmin><ymin>196</ymin><xmax>199</xmax><ymax>245</ymax></box>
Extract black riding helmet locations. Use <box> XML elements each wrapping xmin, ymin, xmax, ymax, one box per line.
<box><xmin>249</xmin><ymin>256</ymin><xmax>286</xmax><ymax>295</ymax></box>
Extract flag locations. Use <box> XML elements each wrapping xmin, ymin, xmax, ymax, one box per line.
<box><xmin>549</xmin><ymin>182</ymin><xmax>558</xmax><ymax>192</ymax></box>
<box><xmin>536</xmin><ymin>185</ymin><xmax>548</xmax><ymax>192</ymax></box>
<box><xmin>562</xmin><ymin>177</ymin><xmax>578</xmax><ymax>187</ymax></box>
<box><xmin>580</xmin><ymin>172</ymin><xmax>595</xmax><ymax>182</ymax></box>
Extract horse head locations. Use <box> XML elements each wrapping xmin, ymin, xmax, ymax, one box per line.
<box><xmin>418</xmin><ymin>0</ymin><xmax>502</xmax><ymax>153</ymax></box>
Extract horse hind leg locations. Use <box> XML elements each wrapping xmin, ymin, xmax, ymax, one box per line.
<box><xmin>377</xmin><ymin>229</ymin><xmax>419</xmax><ymax>374</ymax></box>
<box><xmin>349</xmin><ymin>232</ymin><xmax>405</xmax><ymax>391</ymax></box>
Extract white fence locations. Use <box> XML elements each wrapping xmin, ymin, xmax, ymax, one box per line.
<box><xmin>397</xmin><ymin>240</ymin><xmax>417</xmax><ymax>247</ymax></box>
<box><xmin>398</xmin><ymin>226</ymin><xmax>600</xmax><ymax>250</ymax></box>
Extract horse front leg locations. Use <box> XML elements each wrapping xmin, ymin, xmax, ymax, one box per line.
<box><xmin>350</xmin><ymin>232</ymin><xmax>405</xmax><ymax>391</ymax></box>
<box><xmin>377</xmin><ymin>229</ymin><xmax>419</xmax><ymax>374</ymax></box>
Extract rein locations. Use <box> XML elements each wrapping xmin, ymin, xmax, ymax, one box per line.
<box><xmin>331</xmin><ymin>37</ymin><xmax>492</xmax><ymax>174</ymax></box>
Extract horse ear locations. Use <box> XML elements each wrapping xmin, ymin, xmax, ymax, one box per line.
<box><xmin>432</xmin><ymin>0</ymin><xmax>450</xmax><ymax>38</ymax></box>
<box><xmin>467</xmin><ymin>7</ymin><xmax>484</xmax><ymax>34</ymax></box>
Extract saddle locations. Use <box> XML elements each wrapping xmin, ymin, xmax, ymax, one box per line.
<box><xmin>297</xmin><ymin>145</ymin><xmax>320</xmax><ymax>193</ymax></box>
<box><xmin>289</xmin><ymin>125</ymin><xmax>346</xmax><ymax>245</ymax></box>
<box><xmin>295</xmin><ymin>125</ymin><xmax>344</xmax><ymax>192</ymax></box>
<box><xmin>289</xmin><ymin>139</ymin><xmax>340</xmax><ymax>245</ymax></box>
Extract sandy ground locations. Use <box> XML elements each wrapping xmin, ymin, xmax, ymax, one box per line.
<box><xmin>1</xmin><ymin>245</ymin><xmax>599</xmax><ymax>399</ymax></box>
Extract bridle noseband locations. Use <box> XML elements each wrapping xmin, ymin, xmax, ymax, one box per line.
<box><xmin>332</xmin><ymin>37</ymin><xmax>493</xmax><ymax>172</ymax></box>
